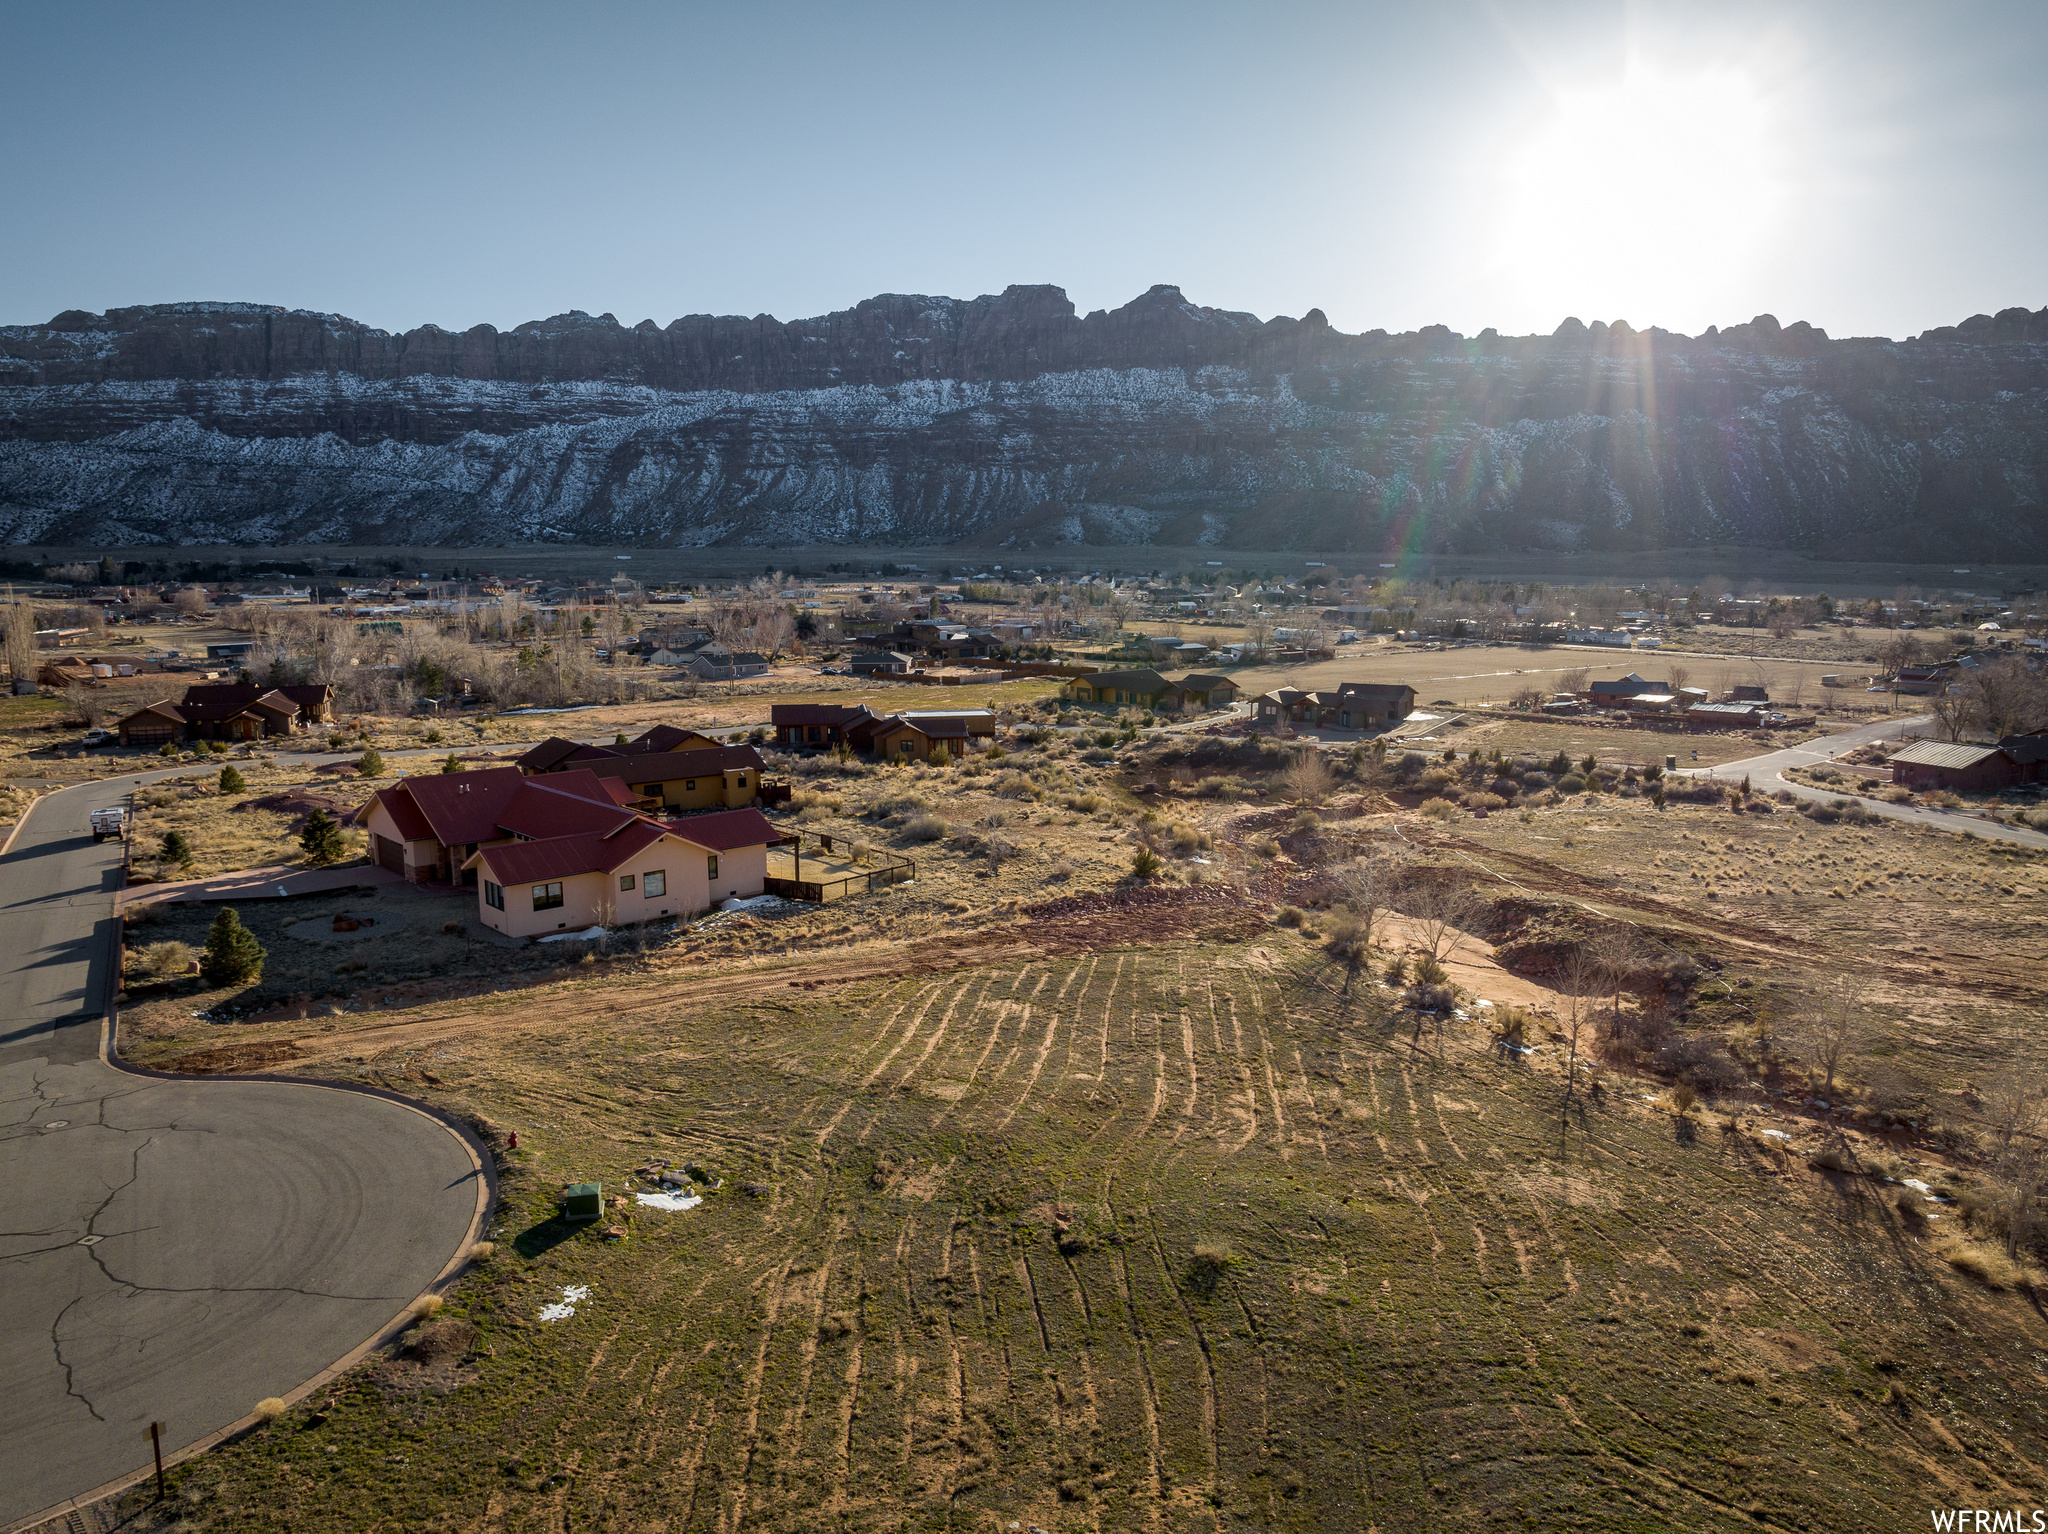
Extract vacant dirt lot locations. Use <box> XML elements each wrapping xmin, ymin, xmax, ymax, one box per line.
<box><xmin>103</xmin><ymin>742</ymin><xmax>2048</xmax><ymax>1533</ymax></box>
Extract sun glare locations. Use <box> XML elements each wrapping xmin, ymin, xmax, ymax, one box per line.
<box><xmin>1497</xmin><ymin>60</ymin><xmax>1787</xmax><ymax>331</ymax></box>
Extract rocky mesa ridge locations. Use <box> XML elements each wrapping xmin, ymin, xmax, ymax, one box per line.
<box><xmin>1</xmin><ymin>284</ymin><xmax>2044</xmax><ymax>555</ymax></box>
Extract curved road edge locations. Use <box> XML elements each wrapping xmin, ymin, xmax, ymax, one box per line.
<box><xmin>1677</xmin><ymin>713</ymin><xmax>2048</xmax><ymax>851</ymax></box>
<box><xmin>1</xmin><ymin>769</ymin><xmax>502</xmax><ymax>1534</ymax></box>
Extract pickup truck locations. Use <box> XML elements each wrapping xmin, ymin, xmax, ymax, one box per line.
<box><xmin>80</xmin><ymin>728</ymin><xmax>115</xmax><ymax>748</ymax></box>
<box><xmin>89</xmin><ymin>807</ymin><xmax>127</xmax><ymax>842</ymax></box>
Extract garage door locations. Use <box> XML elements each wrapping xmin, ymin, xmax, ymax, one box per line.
<box><xmin>374</xmin><ymin>834</ymin><xmax>405</xmax><ymax>874</ymax></box>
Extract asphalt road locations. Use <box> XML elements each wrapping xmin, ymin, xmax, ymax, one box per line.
<box><xmin>0</xmin><ymin>774</ymin><xmax>486</xmax><ymax>1528</ymax></box>
<box><xmin>1680</xmin><ymin>714</ymin><xmax>2048</xmax><ymax>850</ymax></box>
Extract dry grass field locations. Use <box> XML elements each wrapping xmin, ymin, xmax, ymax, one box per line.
<box><xmin>98</xmin><ymin>734</ymin><xmax>2048</xmax><ymax>1533</ymax></box>
<box><xmin>1227</xmin><ymin>642</ymin><xmax>1893</xmax><ymax>717</ymax></box>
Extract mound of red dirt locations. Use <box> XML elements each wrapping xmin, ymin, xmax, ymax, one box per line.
<box><xmin>236</xmin><ymin>787</ymin><xmax>357</xmax><ymax>830</ymax></box>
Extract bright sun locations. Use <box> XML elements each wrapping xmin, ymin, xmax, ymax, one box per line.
<box><xmin>1497</xmin><ymin>61</ymin><xmax>1786</xmax><ymax>330</ymax></box>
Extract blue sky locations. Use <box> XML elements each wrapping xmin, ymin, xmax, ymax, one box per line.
<box><xmin>3</xmin><ymin>0</ymin><xmax>2043</xmax><ymax>340</ymax></box>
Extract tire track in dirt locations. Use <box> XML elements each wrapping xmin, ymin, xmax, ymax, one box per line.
<box><xmin>1078</xmin><ymin>954</ymin><xmax>1137</xmax><ymax>1148</ymax></box>
<box><xmin>1010</xmin><ymin>1244</ymin><xmax>1053</xmax><ymax>1361</ymax></box>
<box><xmin>890</xmin><ymin>1214</ymin><xmax>923</xmax><ymax>1481</ymax></box>
<box><xmin>957</xmin><ymin>1235</ymin><xmax>1028</xmax><ymax>1516</ymax></box>
<box><xmin>1227</xmin><ymin>1284</ymin><xmax>1275</xmax><ymax>1473</ymax></box>
<box><xmin>841</xmin><ymin>975</ymin><xmax>932</xmax><ymax>1077</ymax></box>
<box><xmin>859</xmin><ymin>978</ymin><xmax>950</xmax><ymax>1089</ymax></box>
<box><xmin>720</xmin><ymin>1257</ymin><xmax>794</xmax><ymax>1534</ymax></box>
<box><xmin>1126</xmin><ymin>1003</ymin><xmax>1170</xmax><ymax>1153</ymax></box>
<box><xmin>935</xmin><ymin>1221</ymin><xmax>970</xmax><ymax>1509</ymax></box>
<box><xmin>1246</xmin><ymin>990</ymin><xmax>1292</xmax><ymax>1162</ymax></box>
<box><xmin>928</xmin><ymin>965</ymin><xmax>1038</xmax><ymax>1126</ymax></box>
<box><xmin>976</xmin><ymin>957</ymin><xmax>1092</xmax><ymax>1131</ymax></box>
<box><xmin>1396</xmin><ymin>1062</ymin><xmax>1431</xmax><ymax>1161</ymax></box>
<box><xmin>1086</xmin><ymin>950</ymin><xmax>1128</xmax><ymax>1087</ymax></box>
<box><xmin>823</xmin><ymin>1242</ymin><xmax>868</xmax><ymax>1525</ymax></box>
<box><xmin>1430</xmin><ymin>1091</ymin><xmax>1470</xmax><ymax>1163</ymax></box>
<box><xmin>1103</xmin><ymin>1192</ymin><xmax>1168</xmax><ymax>1532</ymax></box>
<box><xmin>894</xmin><ymin>968</ymin><xmax>995</xmax><ymax>1092</ymax></box>
<box><xmin>1218</xmin><ymin>989</ymin><xmax>1260</xmax><ymax>1155</ymax></box>
<box><xmin>1146</xmin><ymin>1218</ymin><xmax>1222</xmax><ymax>1506</ymax></box>
<box><xmin>1170</xmin><ymin>985</ymin><xmax>1205</xmax><ymax>1145</ymax></box>
<box><xmin>765</xmin><ymin>1232</ymin><xmax>840</xmax><ymax>1517</ymax></box>
<box><xmin>1288</xmin><ymin>1045</ymin><xmax>1331</xmax><ymax>1161</ymax></box>
<box><xmin>993</xmin><ymin>968</ymin><xmax>1074</xmax><ymax>1131</ymax></box>
<box><xmin>1363</xmin><ymin>1055</ymin><xmax>1393</xmax><ymax>1156</ymax></box>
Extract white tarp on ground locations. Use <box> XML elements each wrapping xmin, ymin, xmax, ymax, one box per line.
<box><xmin>635</xmin><ymin>1191</ymin><xmax>702</xmax><ymax>1212</ymax></box>
<box><xmin>539</xmin><ymin>1284</ymin><xmax>591</xmax><ymax>1321</ymax></box>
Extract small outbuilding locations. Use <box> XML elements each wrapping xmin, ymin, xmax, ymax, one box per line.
<box><xmin>1888</xmin><ymin>741</ymin><xmax>2025</xmax><ymax>793</ymax></box>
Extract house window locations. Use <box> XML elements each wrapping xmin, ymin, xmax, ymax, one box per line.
<box><xmin>706</xmin><ymin>854</ymin><xmax>719</xmax><ymax>881</ymax></box>
<box><xmin>484</xmin><ymin>880</ymin><xmax>504</xmax><ymax>910</ymax></box>
<box><xmin>685</xmin><ymin>780</ymin><xmax>696</xmax><ymax>791</ymax></box>
<box><xmin>644</xmin><ymin>869</ymin><xmax>666</xmax><ymax>898</ymax></box>
<box><xmin>532</xmin><ymin>882</ymin><xmax>564</xmax><ymax>910</ymax></box>
<box><xmin>619</xmin><ymin>874</ymin><xmax>635</xmax><ymax>892</ymax></box>
<box><xmin>808</xmin><ymin>726</ymin><xmax>820</xmax><ymax>742</ymax></box>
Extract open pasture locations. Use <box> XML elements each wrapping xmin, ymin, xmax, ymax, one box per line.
<box><xmin>114</xmin><ymin>919</ymin><xmax>2048</xmax><ymax>1533</ymax></box>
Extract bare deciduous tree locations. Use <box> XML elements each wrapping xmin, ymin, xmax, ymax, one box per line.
<box><xmin>1408</xmin><ymin>880</ymin><xmax>1477</xmax><ymax>968</ymax></box>
<box><xmin>1282</xmin><ymin>749</ymin><xmax>1334</xmax><ymax>806</ymax></box>
<box><xmin>1878</xmin><ymin>631</ymin><xmax>1924</xmax><ymax>677</ymax></box>
<box><xmin>1928</xmin><ymin>687</ymin><xmax>1972</xmax><ymax>743</ymax></box>
<box><xmin>1330</xmin><ymin>855</ymin><xmax>1395</xmax><ymax>948</ymax></box>
<box><xmin>1555</xmin><ymin>935</ymin><xmax>1605</xmax><ymax>1122</ymax></box>
<box><xmin>1988</xmin><ymin>1135</ymin><xmax>2044</xmax><ymax>1260</ymax></box>
<box><xmin>1982</xmin><ymin>1070</ymin><xmax>2046</xmax><ymax>1160</ymax></box>
<box><xmin>1961</xmin><ymin>657</ymin><xmax>2048</xmax><ymax>741</ymax></box>
<box><xmin>1796</xmin><ymin>995</ymin><xmax>1855</xmax><ymax>1097</ymax></box>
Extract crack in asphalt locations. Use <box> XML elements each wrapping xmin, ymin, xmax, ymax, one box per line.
<box><xmin>25</xmin><ymin>1127</ymin><xmax>406</xmax><ymax>1439</ymax></box>
<box><xmin>51</xmin><ymin>1295</ymin><xmax>105</xmax><ymax>1423</ymax></box>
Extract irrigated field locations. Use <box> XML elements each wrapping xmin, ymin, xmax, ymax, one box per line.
<box><xmin>114</xmin><ymin>916</ymin><xmax>2048</xmax><ymax>1532</ymax></box>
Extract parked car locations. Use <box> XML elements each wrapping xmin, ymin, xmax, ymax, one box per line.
<box><xmin>80</xmin><ymin>728</ymin><xmax>115</xmax><ymax>748</ymax></box>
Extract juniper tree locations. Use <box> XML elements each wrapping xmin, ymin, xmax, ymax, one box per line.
<box><xmin>300</xmin><ymin>809</ymin><xmax>345</xmax><ymax>867</ymax></box>
<box><xmin>200</xmin><ymin>907</ymin><xmax>265</xmax><ymax>987</ymax></box>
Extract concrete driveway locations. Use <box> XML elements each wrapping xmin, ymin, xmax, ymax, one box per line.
<box><xmin>1678</xmin><ymin>715</ymin><xmax>2048</xmax><ymax>851</ymax></box>
<box><xmin>0</xmin><ymin>773</ymin><xmax>488</xmax><ymax>1529</ymax></box>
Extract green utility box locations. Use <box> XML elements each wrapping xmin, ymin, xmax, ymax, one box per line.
<box><xmin>562</xmin><ymin>1182</ymin><xmax>603</xmax><ymax>1223</ymax></box>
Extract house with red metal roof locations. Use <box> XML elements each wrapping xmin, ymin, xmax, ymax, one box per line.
<box><xmin>465</xmin><ymin>806</ymin><xmax>783</xmax><ymax>938</ymax></box>
<box><xmin>355</xmin><ymin>766</ymin><xmax>646</xmax><ymax>885</ymax></box>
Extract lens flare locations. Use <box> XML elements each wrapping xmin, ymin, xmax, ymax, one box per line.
<box><xmin>1496</xmin><ymin>59</ymin><xmax>1787</xmax><ymax>328</ymax></box>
